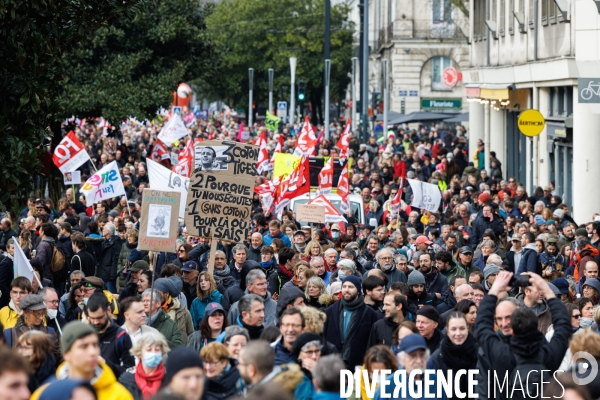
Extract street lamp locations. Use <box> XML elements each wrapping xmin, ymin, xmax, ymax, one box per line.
<box><xmin>324</xmin><ymin>59</ymin><xmax>331</xmax><ymax>139</ymax></box>
<box><xmin>290</xmin><ymin>57</ymin><xmax>297</xmax><ymax>125</ymax></box>
<box><xmin>248</xmin><ymin>68</ymin><xmax>254</xmax><ymax>127</ymax></box>
<box><xmin>268</xmin><ymin>68</ymin><xmax>274</xmax><ymax>114</ymax></box>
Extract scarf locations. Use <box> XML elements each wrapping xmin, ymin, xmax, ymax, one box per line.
<box><xmin>238</xmin><ymin>316</ymin><xmax>263</xmax><ymax>339</ymax></box>
<box><xmin>214</xmin><ymin>264</ymin><xmax>231</xmax><ymax>277</ymax></box>
<box><xmin>261</xmin><ymin>259</ymin><xmax>275</xmax><ymax>270</ymax></box>
<box><xmin>147</xmin><ymin>309</ymin><xmax>162</xmax><ymax>327</ymax></box>
<box><xmin>160</xmin><ymin>295</ymin><xmax>173</xmax><ymax>312</ymax></box>
<box><xmin>440</xmin><ymin>334</ymin><xmax>477</xmax><ymax>395</ymax></box>
<box><xmin>15</xmin><ymin>316</ymin><xmax>46</xmax><ymax>337</ymax></box>
<box><xmin>341</xmin><ymin>293</ymin><xmax>365</xmax><ymax>312</ymax></box>
<box><xmin>135</xmin><ymin>361</ymin><xmax>165</xmax><ymax>400</ymax></box>
<box><xmin>575</xmin><ymin>245</ymin><xmax>600</xmax><ymax>282</ymax></box>
<box><xmin>295</xmin><ymin>243</ymin><xmax>306</xmax><ymax>253</ymax></box>
<box><xmin>279</xmin><ymin>264</ymin><xmax>294</xmax><ymax>280</ymax></box>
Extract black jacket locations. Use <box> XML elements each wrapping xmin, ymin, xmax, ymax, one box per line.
<box><xmin>425</xmin><ymin>328</ymin><xmax>443</xmax><ymax>354</ymax></box>
<box><xmin>246</xmin><ymin>245</ymin><xmax>262</xmax><ymax>263</ymax></box>
<box><xmin>267</xmin><ymin>265</ymin><xmax>291</xmax><ymax>296</ymax></box>
<box><xmin>471</xmin><ymin>213</ymin><xmax>505</xmax><ymax>250</ymax></box>
<box><xmin>118</xmin><ymin>370</ymin><xmax>143</xmax><ymax>400</ymax></box>
<box><xmin>84</xmin><ymin>236</ymin><xmax>105</xmax><ymax>266</ymax></box>
<box><xmin>203</xmin><ymin>359</ymin><xmax>242</xmax><ymax>400</ymax></box>
<box><xmin>97</xmin><ymin>236</ymin><xmax>123</xmax><ymax>282</ymax></box>
<box><xmin>323</xmin><ymin>300</ymin><xmax>379</xmax><ymax>369</ymax></box>
<box><xmin>406</xmin><ymin>290</ymin><xmax>437</xmax><ymax>316</ymax></box>
<box><xmin>0</xmin><ymin>256</ymin><xmax>13</xmax><ymax>308</ymax></box>
<box><xmin>423</xmin><ymin>269</ymin><xmax>452</xmax><ymax>312</ymax></box>
<box><xmin>367</xmin><ymin>317</ymin><xmax>398</xmax><ymax>348</ymax></box>
<box><xmin>474</xmin><ymin>294</ymin><xmax>572</xmax><ymax>400</ymax></box>
<box><xmin>71</xmin><ymin>250</ymin><xmax>96</xmax><ymax>278</ymax></box>
<box><xmin>98</xmin><ymin>320</ymin><xmax>135</xmax><ymax>378</ymax></box>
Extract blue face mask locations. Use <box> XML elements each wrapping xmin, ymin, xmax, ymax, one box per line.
<box><xmin>331</xmin><ymin>232</ymin><xmax>340</xmax><ymax>239</ymax></box>
<box><xmin>142</xmin><ymin>351</ymin><xmax>162</xmax><ymax>368</ymax></box>
<box><xmin>338</xmin><ymin>270</ymin><xmax>347</xmax><ymax>280</ymax></box>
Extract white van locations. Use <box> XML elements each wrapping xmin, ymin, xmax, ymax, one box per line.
<box><xmin>289</xmin><ymin>192</ymin><xmax>364</xmax><ymax>225</ymax></box>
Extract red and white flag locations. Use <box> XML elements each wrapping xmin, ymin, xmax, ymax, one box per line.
<box><xmin>274</xmin><ymin>156</ymin><xmax>310</xmax><ymax>214</ymax></box>
<box><xmin>172</xmin><ymin>157</ymin><xmax>192</xmax><ymax>177</ymax></box>
<box><xmin>336</xmin><ymin>120</ymin><xmax>351</xmax><ymax>162</ymax></box>
<box><xmin>316</xmin><ymin>156</ymin><xmax>334</xmax><ymax>196</ymax></box>
<box><xmin>150</xmin><ymin>139</ymin><xmax>170</xmax><ymax>161</ymax></box>
<box><xmin>268</xmin><ymin>134</ymin><xmax>283</xmax><ymax>171</ymax></box>
<box><xmin>390</xmin><ymin>179</ymin><xmax>403</xmax><ymax>215</ymax></box>
<box><xmin>178</xmin><ymin>137</ymin><xmax>194</xmax><ymax>162</ymax></box>
<box><xmin>293</xmin><ymin>116</ymin><xmax>317</xmax><ymax>157</ymax></box>
<box><xmin>338</xmin><ymin>162</ymin><xmax>350</xmax><ymax>214</ymax></box>
<box><xmin>52</xmin><ymin>131</ymin><xmax>90</xmax><ymax>173</ymax></box>
<box><xmin>256</xmin><ymin>131</ymin><xmax>269</xmax><ymax>174</ymax></box>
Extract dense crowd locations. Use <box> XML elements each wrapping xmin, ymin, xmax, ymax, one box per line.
<box><xmin>0</xmin><ymin>115</ymin><xmax>598</xmax><ymax>400</ymax></box>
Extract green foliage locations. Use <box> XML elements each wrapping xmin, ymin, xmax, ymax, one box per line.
<box><xmin>0</xmin><ymin>0</ymin><xmax>146</xmax><ymax>211</ymax></box>
<box><xmin>59</xmin><ymin>0</ymin><xmax>219</xmax><ymax>123</ymax></box>
<box><xmin>204</xmin><ymin>0</ymin><xmax>354</xmax><ymax>118</ymax></box>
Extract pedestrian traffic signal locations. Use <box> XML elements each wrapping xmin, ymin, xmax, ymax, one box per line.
<box><xmin>298</xmin><ymin>81</ymin><xmax>306</xmax><ymax>101</ymax></box>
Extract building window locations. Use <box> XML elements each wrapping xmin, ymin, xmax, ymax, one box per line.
<box><xmin>500</xmin><ymin>0</ymin><xmax>506</xmax><ymax>36</ymax></box>
<box><xmin>549</xmin><ymin>87</ymin><xmax>573</xmax><ymax>117</ymax></box>
<box><xmin>474</xmin><ymin>0</ymin><xmax>486</xmax><ymax>40</ymax></box>
<box><xmin>541</xmin><ymin>0</ymin><xmax>549</xmax><ymax>25</ymax></box>
<box><xmin>549</xmin><ymin>0</ymin><xmax>556</xmax><ymax>24</ymax></box>
<box><xmin>431</xmin><ymin>56</ymin><xmax>453</xmax><ymax>91</ymax></box>
<box><xmin>432</xmin><ymin>0</ymin><xmax>452</xmax><ymax>24</ymax></box>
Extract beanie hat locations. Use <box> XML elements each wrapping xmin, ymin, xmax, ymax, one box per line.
<box><xmin>61</xmin><ymin>321</ymin><xmax>98</xmax><ymax>354</ymax></box>
<box><xmin>39</xmin><ymin>380</ymin><xmax>96</xmax><ymax>400</ymax></box>
<box><xmin>291</xmin><ymin>333</ymin><xmax>322</xmax><ymax>359</ymax></box>
<box><xmin>407</xmin><ymin>270</ymin><xmax>426</xmax><ymax>286</ymax></box>
<box><xmin>416</xmin><ymin>305</ymin><xmax>440</xmax><ymax>323</ymax></box>
<box><xmin>551</xmin><ymin>278</ymin><xmax>570</xmax><ymax>295</ymax></box>
<box><xmin>534</xmin><ymin>215</ymin><xmax>545</xmax><ymax>226</ymax></box>
<box><xmin>342</xmin><ymin>275</ymin><xmax>362</xmax><ymax>292</ymax></box>
<box><xmin>583</xmin><ymin>278</ymin><xmax>600</xmax><ymax>294</ymax></box>
<box><xmin>153</xmin><ymin>277</ymin><xmax>181</xmax><ymax>298</ymax></box>
<box><xmin>478</xmin><ymin>192</ymin><xmax>491</xmax><ymax>204</ymax></box>
<box><xmin>576</xmin><ymin>228</ymin><xmax>588</xmax><ymax>237</ymax></box>
<box><xmin>162</xmin><ymin>347</ymin><xmax>203</xmax><ymax>387</ymax></box>
<box><xmin>127</xmin><ymin>248</ymin><xmax>144</xmax><ymax>263</ymax></box>
<box><xmin>483</xmin><ymin>264</ymin><xmax>502</xmax><ymax>280</ymax></box>
<box><xmin>553</xmin><ymin>209</ymin><xmax>565</xmax><ymax>219</ymax></box>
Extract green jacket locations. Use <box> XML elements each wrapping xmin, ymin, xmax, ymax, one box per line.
<box><xmin>457</xmin><ymin>260</ymin><xmax>479</xmax><ymax>277</ymax></box>
<box><xmin>441</xmin><ymin>261</ymin><xmax>466</xmax><ymax>282</ymax></box>
<box><xmin>150</xmin><ymin>310</ymin><xmax>183</xmax><ymax>349</ymax></box>
<box><xmin>116</xmin><ymin>242</ymin><xmax>148</xmax><ymax>291</ymax></box>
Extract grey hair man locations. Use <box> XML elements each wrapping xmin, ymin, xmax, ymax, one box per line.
<box><xmin>228</xmin><ymin>269</ymin><xmax>277</xmax><ymax>327</ymax></box>
<box><xmin>368</xmin><ymin>248</ymin><xmax>407</xmax><ymax>289</ymax></box>
<box><xmin>313</xmin><ymin>355</ymin><xmax>346</xmax><ymax>395</ymax></box>
<box><xmin>234</xmin><ymin>294</ymin><xmax>265</xmax><ymax>340</ymax></box>
<box><xmin>142</xmin><ymin>288</ymin><xmax>183</xmax><ymax>349</ymax></box>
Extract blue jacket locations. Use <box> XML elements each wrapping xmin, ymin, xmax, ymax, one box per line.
<box><xmin>373</xmin><ymin>369</ymin><xmax>449</xmax><ymax>400</ymax></box>
<box><xmin>271</xmin><ymin>339</ymin><xmax>295</xmax><ymax>366</ymax></box>
<box><xmin>314</xmin><ymin>392</ymin><xmax>344</xmax><ymax>400</ymax></box>
<box><xmin>263</xmin><ymin>231</ymin><xmax>291</xmax><ymax>247</ymax></box>
<box><xmin>190</xmin><ymin>290</ymin><xmax>223</xmax><ymax>329</ymax></box>
<box><xmin>516</xmin><ymin>244</ymin><xmax>540</xmax><ymax>276</ymax></box>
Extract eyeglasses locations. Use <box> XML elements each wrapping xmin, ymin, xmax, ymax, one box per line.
<box><xmin>573</xmin><ymin>314</ymin><xmax>582</xmax><ymax>319</ymax></box>
<box><xmin>204</xmin><ymin>360</ymin><xmax>225</xmax><ymax>367</ymax></box>
<box><xmin>281</xmin><ymin>323</ymin><xmax>303</xmax><ymax>329</ymax></box>
<box><xmin>45</xmin><ymin>300</ymin><xmax>59</xmax><ymax>305</ymax></box>
<box><xmin>178</xmin><ymin>249</ymin><xmax>186</xmax><ymax>253</ymax></box>
<box><xmin>301</xmin><ymin>349</ymin><xmax>322</xmax><ymax>356</ymax></box>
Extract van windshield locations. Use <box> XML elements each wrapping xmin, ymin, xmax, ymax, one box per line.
<box><xmin>291</xmin><ymin>199</ymin><xmax>362</xmax><ymax>223</ymax></box>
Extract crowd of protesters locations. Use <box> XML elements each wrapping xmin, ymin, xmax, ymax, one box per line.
<box><xmin>0</xmin><ymin>114</ymin><xmax>598</xmax><ymax>400</ymax></box>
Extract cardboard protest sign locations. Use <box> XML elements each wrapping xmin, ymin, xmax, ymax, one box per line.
<box><xmin>185</xmin><ymin>140</ymin><xmax>259</xmax><ymax>243</ymax></box>
<box><xmin>296</xmin><ymin>204</ymin><xmax>325</xmax><ymax>223</ymax></box>
<box><xmin>79</xmin><ymin>161</ymin><xmax>125</xmax><ymax>206</ymax></box>
<box><xmin>407</xmin><ymin>179</ymin><xmax>442</xmax><ymax>212</ymax></box>
<box><xmin>139</xmin><ymin>189</ymin><xmax>181</xmax><ymax>252</ymax></box>
<box><xmin>64</xmin><ymin>171</ymin><xmax>81</xmax><ymax>185</ymax></box>
<box><xmin>52</xmin><ymin>131</ymin><xmax>90</xmax><ymax>173</ymax></box>
<box><xmin>147</xmin><ymin>159</ymin><xmax>189</xmax><ymax>218</ymax></box>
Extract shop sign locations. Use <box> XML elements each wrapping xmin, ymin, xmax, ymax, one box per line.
<box><xmin>518</xmin><ymin>109</ymin><xmax>545</xmax><ymax>137</ymax></box>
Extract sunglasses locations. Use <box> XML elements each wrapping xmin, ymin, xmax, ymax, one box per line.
<box><xmin>573</xmin><ymin>314</ymin><xmax>582</xmax><ymax>319</ymax></box>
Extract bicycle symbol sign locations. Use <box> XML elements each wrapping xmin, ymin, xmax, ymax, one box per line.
<box><xmin>578</xmin><ymin>78</ymin><xmax>600</xmax><ymax>103</ymax></box>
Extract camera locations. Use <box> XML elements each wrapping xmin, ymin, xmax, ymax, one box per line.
<box><xmin>509</xmin><ymin>275</ymin><xmax>531</xmax><ymax>288</ymax></box>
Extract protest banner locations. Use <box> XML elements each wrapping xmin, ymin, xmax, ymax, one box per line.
<box><xmin>13</xmin><ymin>241</ymin><xmax>42</xmax><ymax>288</ymax></box>
<box><xmin>296</xmin><ymin>204</ymin><xmax>325</xmax><ymax>223</ymax></box>
<box><xmin>157</xmin><ymin>113</ymin><xmax>188</xmax><ymax>145</ymax></box>
<box><xmin>273</xmin><ymin>152</ymin><xmax>301</xmax><ymax>179</ymax></box>
<box><xmin>407</xmin><ymin>179</ymin><xmax>442</xmax><ymax>212</ymax></box>
<box><xmin>147</xmin><ymin>158</ymin><xmax>189</xmax><ymax>218</ymax></box>
<box><xmin>52</xmin><ymin>131</ymin><xmax>91</xmax><ymax>173</ymax></box>
<box><xmin>63</xmin><ymin>171</ymin><xmax>81</xmax><ymax>185</ymax></box>
<box><xmin>138</xmin><ymin>189</ymin><xmax>181</xmax><ymax>253</ymax></box>
<box><xmin>79</xmin><ymin>161</ymin><xmax>125</xmax><ymax>207</ymax></box>
<box><xmin>185</xmin><ymin>140</ymin><xmax>259</xmax><ymax>245</ymax></box>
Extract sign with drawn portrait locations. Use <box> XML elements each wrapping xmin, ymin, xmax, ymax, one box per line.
<box><xmin>139</xmin><ymin>189</ymin><xmax>181</xmax><ymax>252</ymax></box>
<box><xmin>64</xmin><ymin>171</ymin><xmax>81</xmax><ymax>185</ymax></box>
<box><xmin>185</xmin><ymin>140</ymin><xmax>259</xmax><ymax>243</ymax></box>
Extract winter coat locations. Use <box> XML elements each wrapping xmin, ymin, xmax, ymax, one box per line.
<box><xmin>149</xmin><ymin>310</ymin><xmax>183</xmax><ymax>349</ymax></box>
<box><xmin>470</xmin><ymin>214</ymin><xmax>505</xmax><ymax>250</ymax></box>
<box><xmin>323</xmin><ymin>300</ymin><xmax>379</xmax><ymax>369</ymax></box>
<box><xmin>423</xmin><ymin>269</ymin><xmax>452</xmax><ymax>312</ymax></box>
<box><xmin>440</xmin><ymin>261</ymin><xmax>466</xmax><ymax>283</ymax></box>
<box><xmin>369</xmin><ymin>262</ymin><xmax>407</xmax><ymax>290</ymax></box>
<box><xmin>34</xmin><ymin>238</ymin><xmax>54</xmax><ymax>280</ymax></box>
<box><xmin>406</xmin><ymin>290</ymin><xmax>438</xmax><ymax>317</ymax></box>
<box><xmin>276</xmin><ymin>286</ymin><xmax>306</xmax><ymax>317</ymax></box>
<box><xmin>474</xmin><ymin>294</ymin><xmax>572</xmax><ymax>400</ymax></box>
<box><xmin>539</xmin><ymin>251</ymin><xmax>565</xmax><ymax>281</ymax></box>
<box><xmin>246</xmin><ymin>245</ymin><xmax>262</xmax><ymax>263</ymax></box>
<box><xmin>71</xmin><ymin>249</ymin><xmax>96</xmax><ymax>278</ymax></box>
<box><xmin>166</xmin><ymin>298</ymin><xmax>194</xmax><ymax>345</ymax></box>
<box><xmin>97</xmin><ymin>236</ymin><xmax>123</xmax><ymax>282</ymax></box>
<box><xmin>267</xmin><ymin>265</ymin><xmax>292</xmax><ymax>296</ymax></box>
<box><xmin>98</xmin><ymin>320</ymin><xmax>135</xmax><ymax>379</ymax></box>
<box><xmin>228</xmin><ymin>290</ymin><xmax>278</xmax><ymax>327</ymax></box>
<box><xmin>272</xmin><ymin>339</ymin><xmax>295</xmax><ymax>366</ymax></box>
<box><xmin>367</xmin><ymin>317</ymin><xmax>399</xmax><ymax>348</ymax></box>
<box><xmin>263</xmin><ymin>230</ymin><xmax>291</xmax><ymax>247</ymax></box>
<box><xmin>203</xmin><ymin>360</ymin><xmax>244</xmax><ymax>400</ymax></box>
<box><xmin>516</xmin><ymin>243</ymin><xmax>541</xmax><ymax>276</ymax></box>
<box><xmin>117</xmin><ymin>368</ymin><xmax>143</xmax><ymax>400</ymax></box>
<box><xmin>190</xmin><ymin>290</ymin><xmax>223</xmax><ymax>329</ymax></box>
<box><xmin>0</xmin><ymin>255</ymin><xmax>13</xmax><ymax>309</ymax></box>
<box><xmin>85</xmin><ymin>236</ymin><xmax>105</xmax><ymax>267</ymax></box>
<box><xmin>116</xmin><ymin>242</ymin><xmax>148</xmax><ymax>290</ymax></box>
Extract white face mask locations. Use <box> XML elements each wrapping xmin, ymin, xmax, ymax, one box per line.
<box><xmin>83</xmin><ymin>297</ymin><xmax>89</xmax><ymax>305</ymax></box>
<box><xmin>47</xmin><ymin>309</ymin><xmax>58</xmax><ymax>320</ymax></box>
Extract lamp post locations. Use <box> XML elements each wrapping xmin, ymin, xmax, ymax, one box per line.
<box><xmin>290</xmin><ymin>57</ymin><xmax>297</xmax><ymax>125</ymax></box>
<box><xmin>248</xmin><ymin>68</ymin><xmax>254</xmax><ymax>127</ymax></box>
<box><xmin>382</xmin><ymin>59</ymin><xmax>389</xmax><ymax>138</ymax></box>
<box><xmin>268</xmin><ymin>68</ymin><xmax>274</xmax><ymax>114</ymax></box>
<box><xmin>361</xmin><ymin>0</ymin><xmax>369</xmax><ymax>142</ymax></box>
<box><xmin>324</xmin><ymin>59</ymin><xmax>331</xmax><ymax>139</ymax></box>
<box><xmin>351</xmin><ymin>57</ymin><xmax>358</xmax><ymax>133</ymax></box>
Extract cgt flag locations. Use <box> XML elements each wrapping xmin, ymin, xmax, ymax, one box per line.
<box><xmin>79</xmin><ymin>161</ymin><xmax>126</xmax><ymax>207</ymax></box>
<box><xmin>52</xmin><ymin>131</ymin><xmax>90</xmax><ymax>173</ymax></box>
<box><xmin>316</xmin><ymin>155</ymin><xmax>334</xmax><ymax>196</ymax></box>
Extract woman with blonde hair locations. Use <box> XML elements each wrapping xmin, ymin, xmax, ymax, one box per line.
<box><xmin>18</xmin><ymin>229</ymin><xmax>33</xmax><ymax>259</ymax></box>
<box><xmin>304</xmin><ymin>276</ymin><xmax>331</xmax><ymax>310</ymax></box>
<box><xmin>300</xmin><ymin>306</ymin><xmax>337</xmax><ymax>356</ymax></box>
<box><xmin>301</xmin><ymin>240</ymin><xmax>323</xmax><ymax>262</ymax></box>
<box><xmin>119</xmin><ymin>330</ymin><xmax>170</xmax><ymax>400</ymax></box>
<box><xmin>17</xmin><ymin>330</ymin><xmax>56</xmax><ymax>391</ymax></box>
<box><xmin>200</xmin><ymin>342</ymin><xmax>244</xmax><ymax>399</ymax></box>
<box><xmin>190</xmin><ymin>271</ymin><xmax>223</xmax><ymax>329</ymax></box>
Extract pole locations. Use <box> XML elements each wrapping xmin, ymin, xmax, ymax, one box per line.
<box><xmin>382</xmin><ymin>59</ymin><xmax>389</xmax><ymax>138</ymax></box>
<box><xmin>268</xmin><ymin>68</ymin><xmax>274</xmax><ymax>114</ymax></box>
<box><xmin>324</xmin><ymin>59</ymin><xmax>331</xmax><ymax>140</ymax></box>
<box><xmin>361</xmin><ymin>0</ymin><xmax>369</xmax><ymax>143</ymax></box>
<box><xmin>248</xmin><ymin>68</ymin><xmax>254</xmax><ymax>128</ymax></box>
<box><xmin>351</xmin><ymin>57</ymin><xmax>358</xmax><ymax>134</ymax></box>
<box><xmin>290</xmin><ymin>57</ymin><xmax>297</xmax><ymax>126</ymax></box>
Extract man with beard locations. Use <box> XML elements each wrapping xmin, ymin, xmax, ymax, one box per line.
<box><xmin>323</xmin><ymin>275</ymin><xmax>379</xmax><ymax>368</ymax></box>
<box><xmin>368</xmin><ymin>292</ymin><xmax>408</xmax><ymax>347</ymax></box>
<box><xmin>237</xmin><ymin>341</ymin><xmax>275</xmax><ymax>388</ymax></box>
<box><xmin>372</xmin><ymin>248</ymin><xmax>407</xmax><ymax>288</ymax></box>
<box><xmin>540</xmin><ymin>237</ymin><xmax>565</xmax><ymax>281</ymax></box>
<box><xmin>418</xmin><ymin>252</ymin><xmax>452</xmax><ymax>312</ymax></box>
<box><xmin>435</xmin><ymin>250</ymin><xmax>465</xmax><ymax>283</ymax></box>
<box><xmin>362</xmin><ymin>276</ymin><xmax>385</xmax><ymax>316</ymax></box>
<box><xmin>83</xmin><ymin>292</ymin><xmax>134</xmax><ymax>378</ymax></box>
<box><xmin>406</xmin><ymin>270</ymin><xmax>437</xmax><ymax>315</ymax></box>
<box><xmin>471</xmin><ymin>203</ymin><xmax>505</xmax><ymax>250</ymax></box>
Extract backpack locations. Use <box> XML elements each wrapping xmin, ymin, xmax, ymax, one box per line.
<box><xmin>49</xmin><ymin>242</ymin><xmax>67</xmax><ymax>273</ymax></box>
<box><xmin>506</xmin><ymin>352</ymin><xmax>549</xmax><ymax>400</ymax></box>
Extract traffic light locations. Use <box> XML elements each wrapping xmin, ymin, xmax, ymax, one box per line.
<box><xmin>298</xmin><ymin>81</ymin><xmax>306</xmax><ymax>101</ymax></box>
<box><xmin>371</xmin><ymin>92</ymin><xmax>380</xmax><ymax>121</ymax></box>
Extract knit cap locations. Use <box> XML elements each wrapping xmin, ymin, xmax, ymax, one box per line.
<box><xmin>162</xmin><ymin>347</ymin><xmax>203</xmax><ymax>386</ymax></box>
<box><xmin>483</xmin><ymin>264</ymin><xmax>502</xmax><ymax>280</ymax></box>
<box><xmin>407</xmin><ymin>270</ymin><xmax>426</xmax><ymax>286</ymax></box>
<box><xmin>61</xmin><ymin>321</ymin><xmax>98</xmax><ymax>354</ymax></box>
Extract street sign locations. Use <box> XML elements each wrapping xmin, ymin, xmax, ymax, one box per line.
<box><xmin>172</xmin><ymin>106</ymin><xmax>182</xmax><ymax>115</ymax></box>
<box><xmin>277</xmin><ymin>101</ymin><xmax>288</xmax><ymax>119</ymax></box>
<box><xmin>518</xmin><ymin>109</ymin><xmax>545</xmax><ymax>137</ymax></box>
<box><xmin>409</xmin><ymin>90</ymin><xmax>419</xmax><ymax>97</ymax></box>
<box><xmin>442</xmin><ymin>67</ymin><xmax>459</xmax><ymax>88</ymax></box>
<box><xmin>578</xmin><ymin>78</ymin><xmax>600</xmax><ymax>103</ymax></box>
<box><xmin>399</xmin><ymin>90</ymin><xmax>408</xmax><ymax>97</ymax></box>
<box><xmin>421</xmin><ymin>98</ymin><xmax>462</xmax><ymax>110</ymax></box>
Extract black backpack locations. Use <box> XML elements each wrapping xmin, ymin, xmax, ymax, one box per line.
<box><xmin>506</xmin><ymin>352</ymin><xmax>549</xmax><ymax>400</ymax></box>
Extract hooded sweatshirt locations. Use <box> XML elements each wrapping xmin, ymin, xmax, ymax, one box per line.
<box><xmin>516</xmin><ymin>243</ymin><xmax>541</xmax><ymax>276</ymax></box>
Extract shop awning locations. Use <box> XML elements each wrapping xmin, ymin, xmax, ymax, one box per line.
<box><xmin>466</xmin><ymin>84</ymin><xmax>481</xmax><ymax>98</ymax></box>
<box><xmin>479</xmin><ymin>83</ymin><xmax>512</xmax><ymax>100</ymax></box>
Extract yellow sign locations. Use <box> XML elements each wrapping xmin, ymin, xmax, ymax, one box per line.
<box><xmin>518</xmin><ymin>109</ymin><xmax>545</xmax><ymax>137</ymax></box>
<box><xmin>273</xmin><ymin>153</ymin><xmax>302</xmax><ymax>180</ymax></box>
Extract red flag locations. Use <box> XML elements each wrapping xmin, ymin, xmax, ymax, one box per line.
<box><xmin>275</xmin><ymin>156</ymin><xmax>310</xmax><ymax>213</ymax></box>
<box><xmin>172</xmin><ymin>156</ymin><xmax>192</xmax><ymax>177</ymax></box>
<box><xmin>390</xmin><ymin>178</ymin><xmax>403</xmax><ymax>215</ymax></box>
<box><xmin>178</xmin><ymin>137</ymin><xmax>194</xmax><ymax>162</ymax></box>
<box><xmin>52</xmin><ymin>131</ymin><xmax>90</xmax><ymax>173</ymax></box>
<box><xmin>268</xmin><ymin>134</ymin><xmax>283</xmax><ymax>170</ymax></box>
<box><xmin>336</xmin><ymin>120</ymin><xmax>351</xmax><ymax>161</ymax></box>
<box><xmin>150</xmin><ymin>139</ymin><xmax>170</xmax><ymax>161</ymax></box>
<box><xmin>338</xmin><ymin>162</ymin><xmax>350</xmax><ymax>214</ymax></box>
<box><xmin>293</xmin><ymin>116</ymin><xmax>317</xmax><ymax>157</ymax></box>
<box><xmin>317</xmin><ymin>156</ymin><xmax>334</xmax><ymax>196</ymax></box>
<box><xmin>256</xmin><ymin>131</ymin><xmax>269</xmax><ymax>174</ymax></box>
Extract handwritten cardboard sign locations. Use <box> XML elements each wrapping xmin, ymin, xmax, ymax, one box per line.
<box><xmin>139</xmin><ymin>189</ymin><xmax>181</xmax><ymax>252</ymax></box>
<box><xmin>184</xmin><ymin>140</ymin><xmax>259</xmax><ymax>243</ymax></box>
<box><xmin>296</xmin><ymin>204</ymin><xmax>326</xmax><ymax>223</ymax></box>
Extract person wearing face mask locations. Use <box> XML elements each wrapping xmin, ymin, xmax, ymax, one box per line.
<box><xmin>118</xmin><ymin>331</ymin><xmax>169</xmax><ymax>400</ymax></box>
<box><xmin>39</xmin><ymin>288</ymin><xmax>65</xmax><ymax>337</ymax></box>
<box><xmin>577</xmin><ymin>297</ymin><xmax>595</xmax><ymax>329</ymax></box>
<box><xmin>540</xmin><ymin>237</ymin><xmax>565</xmax><ymax>282</ymax></box>
<box><xmin>329</xmin><ymin>224</ymin><xmax>341</xmax><ymax>240</ymax></box>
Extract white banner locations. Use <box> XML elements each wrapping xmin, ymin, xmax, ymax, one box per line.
<box><xmin>13</xmin><ymin>241</ymin><xmax>42</xmax><ymax>288</ymax></box>
<box><xmin>407</xmin><ymin>179</ymin><xmax>442</xmax><ymax>212</ymax></box>
<box><xmin>157</xmin><ymin>114</ymin><xmax>188</xmax><ymax>145</ymax></box>
<box><xmin>147</xmin><ymin>159</ymin><xmax>189</xmax><ymax>218</ymax></box>
<box><xmin>79</xmin><ymin>161</ymin><xmax>126</xmax><ymax>207</ymax></box>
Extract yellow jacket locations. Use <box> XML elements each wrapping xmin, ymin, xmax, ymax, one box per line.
<box><xmin>0</xmin><ymin>302</ymin><xmax>21</xmax><ymax>329</ymax></box>
<box><xmin>31</xmin><ymin>361</ymin><xmax>133</xmax><ymax>400</ymax></box>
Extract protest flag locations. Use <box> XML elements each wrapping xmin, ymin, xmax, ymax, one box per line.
<box><xmin>13</xmin><ymin>241</ymin><xmax>42</xmax><ymax>288</ymax></box>
<box><xmin>293</xmin><ymin>116</ymin><xmax>317</xmax><ymax>157</ymax></box>
<box><xmin>150</xmin><ymin>139</ymin><xmax>170</xmax><ymax>161</ymax></box>
<box><xmin>157</xmin><ymin>113</ymin><xmax>188</xmax><ymax>145</ymax></box>
<box><xmin>52</xmin><ymin>131</ymin><xmax>90</xmax><ymax>173</ymax></box>
<box><xmin>316</xmin><ymin>155</ymin><xmax>334</xmax><ymax>196</ymax></box>
<box><xmin>79</xmin><ymin>161</ymin><xmax>126</xmax><ymax>207</ymax></box>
